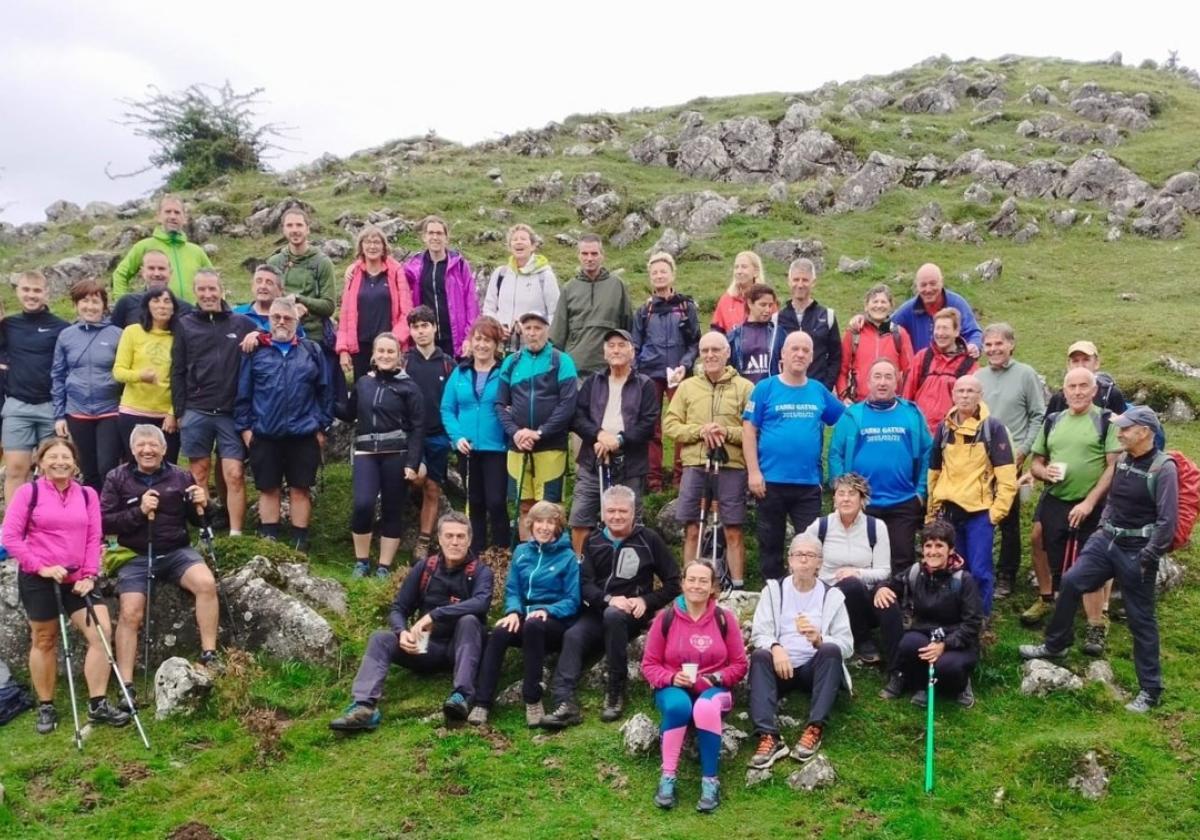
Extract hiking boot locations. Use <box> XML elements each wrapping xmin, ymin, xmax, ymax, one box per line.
<box><xmin>748</xmin><ymin>732</ymin><xmax>788</xmax><ymax>769</ymax></box>
<box><xmin>696</xmin><ymin>777</ymin><xmax>721</xmax><ymax>813</ymax></box>
<box><xmin>197</xmin><ymin>649</ymin><xmax>224</xmax><ymax>675</ymax></box>
<box><xmin>879</xmin><ymin>671</ymin><xmax>905</xmax><ymax>700</ymax></box>
<box><xmin>351</xmin><ymin>560</ymin><xmax>371</xmax><ymax>579</ymax></box>
<box><xmin>1082</xmin><ymin>624</ymin><xmax>1107</xmax><ymax>657</ymax></box>
<box><xmin>467</xmin><ymin>706</ymin><xmax>489</xmax><ymax>726</ymax></box>
<box><xmin>653</xmin><ymin>774</ymin><xmax>677</xmax><ymax>810</ymax></box>
<box><xmin>1020</xmin><ymin>598</ymin><xmax>1054</xmax><ymax>626</ymax></box>
<box><xmin>957</xmin><ymin>679</ymin><xmax>976</xmax><ymax>709</ymax></box>
<box><xmin>856</xmin><ymin>639</ymin><xmax>882</xmax><ymax>666</ymax></box>
<box><xmin>1124</xmin><ymin>690</ymin><xmax>1161</xmax><ymax>714</ymax></box>
<box><xmin>375</xmin><ymin>565</ymin><xmax>393</xmax><ymax>580</ymax></box>
<box><xmin>911</xmin><ymin>689</ymin><xmax>928</xmax><ymax>708</ymax></box>
<box><xmin>540</xmin><ymin>701</ymin><xmax>582</xmax><ymax>729</ymax></box>
<box><xmin>994</xmin><ymin>577</ymin><xmax>1014</xmax><ymax>600</ymax></box>
<box><xmin>329</xmin><ymin>702</ymin><xmax>381</xmax><ymax>732</ymax></box>
<box><xmin>117</xmin><ymin>685</ymin><xmax>138</xmax><ymax>714</ymax></box>
<box><xmin>791</xmin><ymin>724</ymin><xmax>824</xmax><ymax>761</ymax></box>
<box><xmin>442</xmin><ymin>692</ymin><xmax>469</xmax><ymax>721</ymax></box>
<box><xmin>525</xmin><ymin>701</ymin><xmax>545</xmax><ymax>728</ymax></box>
<box><xmin>88</xmin><ymin>698</ymin><xmax>131</xmax><ymax>727</ymax></box>
<box><xmin>413</xmin><ymin>535</ymin><xmax>432</xmax><ymax>563</ymax></box>
<box><xmin>600</xmin><ymin>689</ymin><xmax>626</xmax><ymax>723</ymax></box>
<box><xmin>35</xmin><ymin>703</ymin><xmax>57</xmax><ymax>735</ymax></box>
<box><xmin>1018</xmin><ymin>643</ymin><xmax>1067</xmax><ymax>660</ymax></box>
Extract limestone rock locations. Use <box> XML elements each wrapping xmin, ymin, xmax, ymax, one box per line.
<box><xmin>655</xmin><ymin>497</ymin><xmax>686</xmax><ymax>544</ymax></box>
<box><xmin>620</xmin><ymin>712</ymin><xmax>659</xmax><ymax>755</ymax></box>
<box><xmin>45</xmin><ymin>200</ymin><xmax>82</xmax><ymax>223</ymax></box>
<box><xmin>717</xmin><ymin>117</ymin><xmax>775</xmax><ymax>177</ymax></box>
<box><xmin>717</xmin><ymin>590</ymin><xmax>760</xmax><ymax>623</ymax></box>
<box><xmin>1011</xmin><ymin>159</ymin><xmax>1068</xmax><ymax>198</ymax></box>
<box><xmin>754</xmin><ymin>238</ymin><xmax>825</xmax><ymax>271</ymax></box>
<box><xmin>650</xmin><ymin>191</ymin><xmax>737</xmax><ymax>237</ymax></box>
<box><xmin>1013</xmin><ymin>221</ymin><xmax>1041</xmax><ymax>244</ymax></box>
<box><xmin>245</xmin><ymin>198</ymin><xmax>317</xmax><ymax>235</ymax></box>
<box><xmin>648</xmin><ymin>228</ymin><xmax>690</xmax><ymax>259</ymax></box>
<box><xmin>275</xmin><ymin>562</ymin><xmax>348</xmax><ymax>616</ymax></box>
<box><xmin>898</xmin><ymin>86</ymin><xmax>958</xmax><ymax>114</ymax></box>
<box><xmin>676</xmin><ymin>133</ymin><xmax>731</xmax><ymax>180</ymax></box>
<box><xmin>610</xmin><ymin>213</ymin><xmax>651</xmax><ymax>249</ymax></box>
<box><xmin>837</xmin><ymin>256</ymin><xmax>871</xmax><ymax>274</ymax></box>
<box><xmin>320</xmin><ymin>239</ymin><xmax>352</xmax><ymax>260</ymax></box>
<box><xmin>1056</xmin><ymin>150</ymin><xmax>1152</xmax><ymax>209</ymax></box>
<box><xmin>776</xmin><ymin>130</ymin><xmax>848</xmax><ymax>181</ymax></box>
<box><xmin>767</xmin><ymin>181</ymin><xmax>788</xmax><ymax>203</ymax></box>
<box><xmin>833</xmin><ymin>151</ymin><xmax>910</xmax><ymax>212</ymax></box>
<box><xmin>987</xmin><ymin>197</ymin><xmax>1021</xmax><ymax>237</ymax></box>
<box><xmin>576</xmin><ymin>192</ymin><xmax>622</xmax><ymax>226</ymax></box>
<box><xmin>40</xmin><ymin>251</ymin><xmax>120</xmax><ymax>298</ymax></box>
<box><xmin>1068</xmin><ymin>750</ymin><xmax>1109</xmax><ymax>800</ymax></box>
<box><xmin>563</xmin><ymin>144</ymin><xmax>595</xmax><ymax>157</ymax></box>
<box><xmin>938</xmin><ymin>221</ymin><xmax>983</xmax><ymax>245</ymax></box>
<box><xmin>1084</xmin><ymin>660</ymin><xmax>1128</xmax><ymax>701</ymax></box>
<box><xmin>974</xmin><ymin>258</ymin><xmax>1003</xmax><ymax>282</ymax></box>
<box><xmin>1049</xmin><ymin>208</ymin><xmax>1079</xmax><ymax>227</ymax></box>
<box><xmin>746</xmin><ymin>767</ymin><xmax>774</xmax><ymax>787</ymax></box>
<box><xmin>914</xmin><ymin>203</ymin><xmax>944</xmax><ymax>241</ymax></box>
<box><xmin>82</xmin><ymin>201</ymin><xmax>118</xmax><ymax>220</ymax></box>
<box><xmin>154</xmin><ymin>657</ymin><xmax>213</xmax><ymax>719</ymax></box>
<box><xmin>787</xmin><ymin>754</ymin><xmax>836</xmax><ymax>790</ymax></box>
<box><xmin>629</xmin><ymin>134</ymin><xmax>672</xmax><ymax>167</ymax></box>
<box><xmin>963</xmin><ymin>183</ymin><xmax>993</xmax><ymax>205</ymax></box>
<box><xmin>1157</xmin><ymin>555</ymin><xmax>1184</xmax><ymax>594</ymax></box>
<box><xmin>220</xmin><ymin>563</ymin><xmax>339</xmax><ymax>667</ymax></box>
<box><xmin>506</xmin><ymin>171</ymin><xmax>565</xmax><ymax>206</ymax></box>
<box><xmin>1020</xmin><ymin>659</ymin><xmax>1083</xmax><ymax>696</ymax></box>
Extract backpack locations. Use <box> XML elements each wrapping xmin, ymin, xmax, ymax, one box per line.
<box><xmin>845</xmin><ymin>325</ymin><xmax>904</xmax><ymax>399</ymax></box>
<box><xmin>934</xmin><ymin>414</ymin><xmax>1006</xmax><ymax>461</ymax></box>
<box><xmin>817</xmin><ymin>514</ymin><xmax>879</xmax><ymax>549</ymax></box>
<box><xmin>907</xmin><ymin>562</ymin><xmax>963</xmax><ymax>596</ymax></box>
<box><xmin>915</xmin><ymin>347</ymin><xmax>974</xmax><ymax>392</ymax></box>
<box><xmin>1133</xmin><ymin>450</ymin><xmax>1200</xmax><ymax>551</ymax></box>
<box><xmin>1041</xmin><ymin>408</ymin><xmax>1112</xmax><ymax>450</ymax></box>
<box><xmin>0</xmin><ymin>673</ymin><xmax>34</xmax><ymax>726</ymax></box>
<box><xmin>419</xmin><ymin>554</ymin><xmax>479</xmax><ymax>604</ymax></box>
<box><xmin>660</xmin><ymin>602</ymin><xmax>729</xmax><ymax>638</ymax></box>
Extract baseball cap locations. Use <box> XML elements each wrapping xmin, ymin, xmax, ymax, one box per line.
<box><xmin>1067</xmin><ymin>340</ymin><xmax>1099</xmax><ymax>358</ymax></box>
<box><xmin>517</xmin><ymin>310</ymin><xmax>550</xmax><ymax>325</ymax></box>
<box><xmin>1112</xmin><ymin>405</ymin><xmax>1161</xmax><ymax>429</ymax></box>
<box><xmin>603</xmin><ymin>328</ymin><xmax>634</xmax><ymax>344</ymax></box>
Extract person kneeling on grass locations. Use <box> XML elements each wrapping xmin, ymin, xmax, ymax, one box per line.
<box><xmin>641</xmin><ymin>559</ymin><xmax>747</xmax><ymax>814</ymax></box>
<box><xmin>874</xmin><ymin>520</ymin><xmax>984</xmax><ymax>708</ymax></box>
<box><xmin>330</xmin><ymin>512</ymin><xmax>494</xmax><ymax>731</ymax></box>
<box><xmin>746</xmin><ymin>534</ymin><xmax>853</xmax><ymax>770</ymax></box>
<box><xmin>468</xmin><ymin>501</ymin><xmax>579</xmax><ymax>727</ymax></box>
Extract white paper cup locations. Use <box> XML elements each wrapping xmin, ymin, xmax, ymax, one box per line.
<box><xmin>1050</xmin><ymin>462</ymin><xmax>1068</xmax><ymax>481</ymax></box>
<box><xmin>416</xmin><ymin>631</ymin><xmax>430</xmax><ymax>654</ymax></box>
<box><xmin>1019</xmin><ymin>483</ymin><xmax>1033</xmax><ymax>504</ymax></box>
<box><xmin>681</xmin><ymin>663</ymin><xmax>699</xmax><ymax>681</ymax></box>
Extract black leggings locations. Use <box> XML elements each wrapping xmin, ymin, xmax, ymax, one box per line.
<box><xmin>462</xmin><ymin>451</ymin><xmax>510</xmax><ymax>553</ymax></box>
<box><xmin>474</xmin><ymin>616</ymin><xmax>567</xmax><ymax>707</ymax></box>
<box><xmin>67</xmin><ymin>415</ymin><xmax>122</xmax><ymax>492</ymax></box>
<box><xmin>351</xmin><ymin>451</ymin><xmax>408</xmax><ymax>537</ymax></box>
<box><xmin>118</xmin><ymin>412</ymin><xmax>180</xmax><ymax>465</ymax></box>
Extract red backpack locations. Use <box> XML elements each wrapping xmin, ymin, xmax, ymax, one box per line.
<box><xmin>1139</xmin><ymin>450</ymin><xmax>1200</xmax><ymax>551</ymax></box>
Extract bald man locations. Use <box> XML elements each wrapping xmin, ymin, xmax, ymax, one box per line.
<box><xmin>925</xmin><ymin>375</ymin><xmax>1017</xmax><ymax>615</ymax></box>
<box><xmin>743</xmin><ymin>330</ymin><xmax>844</xmax><ymax>580</ymax></box>
<box><xmin>890</xmin><ymin>263</ymin><xmax>983</xmax><ymax>356</ymax></box>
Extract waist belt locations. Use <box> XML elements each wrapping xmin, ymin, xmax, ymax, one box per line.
<box><xmin>1102</xmin><ymin>522</ymin><xmax>1154</xmax><ymax>539</ymax></box>
<box><xmin>355</xmin><ymin>430</ymin><xmax>408</xmax><ymax>451</ymax></box>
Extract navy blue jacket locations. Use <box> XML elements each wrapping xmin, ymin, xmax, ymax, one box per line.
<box><xmin>0</xmin><ymin>309</ymin><xmax>71</xmax><ymax>404</ymax></box>
<box><xmin>51</xmin><ymin>320</ymin><xmax>124</xmax><ymax>418</ymax></box>
<box><xmin>234</xmin><ymin>337</ymin><xmax>333</xmax><ymax>437</ymax></box>
<box><xmin>771</xmin><ymin>299</ymin><xmax>841</xmax><ymax>391</ymax></box>
<box><xmin>632</xmin><ymin>293</ymin><xmax>700</xmax><ymax>380</ymax></box>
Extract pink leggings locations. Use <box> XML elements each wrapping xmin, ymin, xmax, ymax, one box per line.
<box><xmin>655</xmin><ymin>686</ymin><xmax>732</xmax><ymax>777</ymax></box>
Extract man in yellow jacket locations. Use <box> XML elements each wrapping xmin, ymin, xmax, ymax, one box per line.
<box><xmin>926</xmin><ymin>375</ymin><xmax>1017</xmax><ymax>616</ymax></box>
<box><xmin>112</xmin><ymin>196</ymin><xmax>212</xmax><ymax>305</ymax></box>
<box><xmin>663</xmin><ymin>332</ymin><xmax>753</xmax><ymax>585</ymax></box>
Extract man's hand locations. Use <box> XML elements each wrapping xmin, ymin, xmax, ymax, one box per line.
<box><xmin>748</xmin><ymin>469</ymin><xmax>766</xmax><ymax>499</ymax></box>
<box><xmin>397</xmin><ymin>629</ymin><xmax>419</xmax><ymax>654</ymax></box>
<box><xmin>596</xmin><ymin>430</ymin><xmax>620</xmax><ymax>454</ymax></box>
<box><xmin>404</xmin><ymin>467</ymin><xmax>418</xmax><ymax>481</ymax></box>
<box><xmin>771</xmin><ymin>645</ymin><xmax>794</xmax><ymax>680</ymax></box>
<box><xmin>1067</xmin><ymin>500</ymin><xmax>1093</xmax><ymax>529</ymax></box>
<box><xmin>140</xmin><ymin>490</ymin><xmax>160</xmax><ymax>517</ymax></box>
<box><xmin>627</xmin><ymin>597</ymin><xmax>647</xmax><ymax>618</ymax></box>
<box><xmin>412</xmin><ymin>614</ymin><xmax>433</xmax><ymax>636</ymax></box>
<box><xmin>918</xmin><ymin>640</ymin><xmax>945</xmax><ymax>664</ymax></box>
<box><xmin>186</xmin><ymin>484</ymin><xmax>208</xmax><ymax>509</ymax></box>
<box><xmin>240</xmin><ymin>332</ymin><xmax>263</xmax><ymax>353</ymax></box>
<box><xmin>514</xmin><ymin>428</ymin><xmax>540</xmax><ymax>451</ymax></box>
<box><xmin>241</xmin><ymin>430</ymin><xmax>254</xmax><ymax>447</ymax></box>
<box><xmin>339</xmin><ymin>352</ymin><xmax>353</xmax><ymax>377</ymax></box>
<box><xmin>295</xmin><ymin>302</ymin><xmax>308</xmax><ymax>320</ymax></box>
<box><xmin>833</xmin><ymin>568</ymin><xmax>860</xmax><ymax>582</ymax></box>
<box><xmin>457</xmin><ymin>438</ymin><xmax>473</xmax><ymax>455</ymax></box>
<box><xmin>526</xmin><ymin>609</ymin><xmax>549</xmax><ymax>622</ymax></box>
<box><xmin>54</xmin><ymin>419</ymin><xmax>69</xmax><ymax>438</ymax></box>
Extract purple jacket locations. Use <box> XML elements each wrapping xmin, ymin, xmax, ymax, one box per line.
<box><xmin>403</xmin><ymin>250</ymin><xmax>481</xmax><ymax>355</ymax></box>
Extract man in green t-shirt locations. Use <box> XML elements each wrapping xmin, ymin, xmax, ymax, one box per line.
<box><xmin>1021</xmin><ymin>368</ymin><xmax>1120</xmax><ymax>655</ymax></box>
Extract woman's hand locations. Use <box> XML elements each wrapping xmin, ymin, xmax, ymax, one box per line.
<box><xmin>72</xmin><ymin>577</ymin><xmax>95</xmax><ymax>597</ymax></box>
<box><xmin>457</xmin><ymin>438</ymin><xmax>472</xmax><ymax>455</ymax></box>
<box><xmin>340</xmin><ymin>352</ymin><xmax>353</xmax><ymax>377</ymax></box>
<box><xmin>404</xmin><ymin>467</ymin><xmax>418</xmax><ymax>481</ymax></box>
<box><xmin>873</xmin><ymin>586</ymin><xmax>897</xmax><ymax>609</ymax></box>
<box><xmin>526</xmin><ymin>609</ymin><xmax>549</xmax><ymax>622</ymax></box>
<box><xmin>918</xmin><ymin>640</ymin><xmax>945</xmax><ymax>664</ymax></box>
<box><xmin>672</xmin><ymin>670</ymin><xmax>696</xmax><ymax>688</ymax></box>
<box><xmin>163</xmin><ymin>414</ymin><xmax>178</xmax><ymax>434</ymax></box>
<box><xmin>38</xmin><ymin>565</ymin><xmax>69</xmax><ymax>584</ymax></box>
<box><xmin>54</xmin><ymin>419</ymin><xmax>69</xmax><ymax>438</ymax></box>
<box><xmin>496</xmin><ymin>613</ymin><xmax>521</xmax><ymax>633</ymax></box>
<box><xmin>139</xmin><ymin>369</ymin><xmax>158</xmax><ymax>384</ymax></box>
<box><xmin>833</xmin><ymin>568</ymin><xmax>861</xmax><ymax>582</ymax></box>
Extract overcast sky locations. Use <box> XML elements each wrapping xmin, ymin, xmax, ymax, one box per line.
<box><xmin>1</xmin><ymin>0</ymin><xmax>1192</xmax><ymax>223</ymax></box>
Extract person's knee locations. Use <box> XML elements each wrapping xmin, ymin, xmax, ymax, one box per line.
<box><xmin>837</xmin><ymin>576</ymin><xmax>867</xmax><ymax>596</ymax></box>
<box><xmin>522</xmin><ymin>618</ymin><xmax>547</xmax><ymax>639</ymax></box>
<box><xmin>30</xmin><ymin>624</ymin><xmax>58</xmax><ymax>652</ymax></box>
<box><xmin>367</xmin><ymin>629</ymin><xmax>397</xmax><ymax>655</ymax></box>
<box><xmin>223</xmin><ymin>460</ymin><xmax>245</xmax><ymax>486</ymax></box>
<box><xmin>816</xmin><ymin>641</ymin><xmax>841</xmax><ymax>659</ymax></box>
<box><xmin>119</xmin><ymin>600</ymin><xmax>145</xmax><ymax>629</ymax></box>
<box><xmin>750</xmin><ymin>647</ymin><xmax>775</xmax><ymax>668</ymax></box>
<box><xmin>602</xmin><ymin>607</ymin><xmax>628</xmax><ymax>629</ymax></box>
<box><xmin>455</xmin><ymin>615</ymin><xmax>483</xmax><ymax>640</ymax></box>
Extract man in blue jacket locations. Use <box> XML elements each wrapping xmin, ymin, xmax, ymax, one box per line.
<box><xmin>890</xmin><ymin>263</ymin><xmax>983</xmax><ymax>356</ymax></box>
<box><xmin>829</xmin><ymin>358</ymin><xmax>933</xmax><ymax>581</ymax></box>
<box><xmin>330</xmin><ymin>512</ymin><xmax>494</xmax><ymax>731</ymax></box>
<box><xmin>234</xmin><ymin>297</ymin><xmax>333</xmax><ymax>551</ymax></box>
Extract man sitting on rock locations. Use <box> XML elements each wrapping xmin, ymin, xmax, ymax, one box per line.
<box><xmin>330</xmin><ymin>512</ymin><xmax>494</xmax><ymax>731</ymax></box>
<box><xmin>102</xmin><ymin>423</ymin><xmax>218</xmax><ymax>708</ymax></box>
<box><xmin>541</xmin><ymin>485</ymin><xmax>680</xmax><ymax>728</ymax></box>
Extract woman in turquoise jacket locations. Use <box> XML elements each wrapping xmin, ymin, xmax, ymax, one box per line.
<box><xmin>441</xmin><ymin>316</ymin><xmax>509</xmax><ymax>551</ymax></box>
<box><xmin>469</xmin><ymin>502</ymin><xmax>579</xmax><ymax>727</ymax></box>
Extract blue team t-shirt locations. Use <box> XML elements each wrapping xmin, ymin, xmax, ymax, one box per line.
<box><xmin>744</xmin><ymin>376</ymin><xmax>844</xmax><ymax>485</ymax></box>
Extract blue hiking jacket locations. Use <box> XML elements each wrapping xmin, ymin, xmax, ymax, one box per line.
<box><xmin>441</xmin><ymin>361</ymin><xmax>506</xmax><ymax>452</ymax></box>
<box><xmin>51</xmin><ymin>320</ymin><xmax>124</xmax><ymax>418</ymax></box>
<box><xmin>504</xmin><ymin>532</ymin><xmax>580</xmax><ymax>621</ymax></box>
<box><xmin>234</xmin><ymin>338</ymin><xmax>333</xmax><ymax>437</ymax></box>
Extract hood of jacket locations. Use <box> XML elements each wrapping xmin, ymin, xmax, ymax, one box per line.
<box><xmin>152</xmin><ymin>226</ymin><xmax>190</xmax><ymax>246</ymax></box>
<box><xmin>510</xmin><ymin>253</ymin><xmax>551</xmax><ymax>275</ymax></box>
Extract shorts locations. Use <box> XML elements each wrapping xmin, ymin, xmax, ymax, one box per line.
<box><xmin>2</xmin><ymin>398</ymin><xmax>56</xmax><ymax>451</ymax></box>
<box><xmin>676</xmin><ymin>466</ymin><xmax>748</xmax><ymax>525</ymax></box>
<box><xmin>181</xmin><ymin>411</ymin><xmax>245</xmax><ymax>460</ymax></box>
<box><xmin>422</xmin><ymin>434</ymin><xmax>451</xmax><ymax>486</ymax></box>
<box><xmin>18</xmin><ymin>572</ymin><xmax>88</xmax><ymax>621</ymax></box>
<box><xmin>507</xmin><ymin>449</ymin><xmax>567</xmax><ymax>503</ymax></box>
<box><xmin>116</xmin><ymin>547</ymin><xmax>205</xmax><ymax>595</ymax></box>
<box><xmin>248</xmin><ymin>434</ymin><xmax>321</xmax><ymax>490</ymax></box>
<box><xmin>568</xmin><ymin>464</ymin><xmax>644</xmax><ymax>527</ymax></box>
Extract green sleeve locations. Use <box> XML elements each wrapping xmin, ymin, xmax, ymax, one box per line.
<box><xmin>112</xmin><ymin>240</ymin><xmax>148</xmax><ymax>298</ymax></box>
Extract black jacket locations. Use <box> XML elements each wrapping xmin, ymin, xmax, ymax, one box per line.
<box><xmin>171</xmin><ymin>305</ymin><xmax>257</xmax><ymax>416</ymax></box>
<box><xmin>404</xmin><ymin>347</ymin><xmax>454</xmax><ymax>436</ymax></box>
<box><xmin>388</xmin><ymin>553</ymin><xmax>495</xmax><ymax>637</ymax></box>
<box><xmin>899</xmin><ymin>557</ymin><xmax>984</xmax><ymax>652</ymax></box>
<box><xmin>0</xmin><ymin>309</ymin><xmax>70</xmax><ymax>403</ymax></box>
<box><xmin>773</xmin><ymin>298</ymin><xmax>841</xmax><ymax>391</ymax></box>
<box><xmin>101</xmin><ymin>463</ymin><xmax>201</xmax><ymax>554</ymax></box>
<box><xmin>573</xmin><ymin>370</ymin><xmax>659</xmax><ymax>477</ymax></box>
<box><xmin>342</xmin><ymin>369</ymin><xmax>425</xmax><ymax>468</ymax></box>
<box><xmin>579</xmin><ymin>525</ymin><xmax>681</xmax><ymax>615</ymax></box>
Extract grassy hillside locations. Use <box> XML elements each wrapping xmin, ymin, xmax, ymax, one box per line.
<box><xmin>2</xmin><ymin>54</ymin><xmax>1199</xmax><ymax>839</ymax></box>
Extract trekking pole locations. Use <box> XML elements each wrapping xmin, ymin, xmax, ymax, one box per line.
<box><xmin>144</xmin><ymin>510</ymin><xmax>156</xmax><ymax>693</ymax></box>
<box><xmin>510</xmin><ymin>452</ymin><xmax>530</xmax><ymax>550</ymax></box>
<box><xmin>84</xmin><ymin>594</ymin><xmax>150</xmax><ymax>750</ymax></box>
<box><xmin>194</xmin><ymin>500</ymin><xmax>243</xmax><ymax>642</ymax></box>
<box><xmin>925</xmin><ymin>627</ymin><xmax>945</xmax><ymax>794</ymax></box>
<box><xmin>695</xmin><ymin>452</ymin><xmax>713</xmax><ymax>562</ymax></box>
<box><xmin>1061</xmin><ymin>529</ymin><xmax>1079</xmax><ymax>578</ymax></box>
<box><xmin>462</xmin><ymin>452</ymin><xmax>471</xmax><ymax>520</ymax></box>
<box><xmin>53</xmin><ymin>586</ymin><xmax>84</xmax><ymax>752</ymax></box>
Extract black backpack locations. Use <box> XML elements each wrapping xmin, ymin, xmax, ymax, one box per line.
<box><xmin>817</xmin><ymin>514</ymin><xmax>879</xmax><ymax>549</ymax></box>
<box><xmin>0</xmin><ymin>663</ymin><xmax>34</xmax><ymax>726</ymax></box>
<box><xmin>660</xmin><ymin>603</ymin><xmax>729</xmax><ymax>638</ymax></box>
<box><xmin>915</xmin><ymin>347</ymin><xmax>974</xmax><ymax>392</ymax></box>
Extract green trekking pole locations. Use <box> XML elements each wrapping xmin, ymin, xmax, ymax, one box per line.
<box><xmin>925</xmin><ymin>627</ymin><xmax>945</xmax><ymax>794</ymax></box>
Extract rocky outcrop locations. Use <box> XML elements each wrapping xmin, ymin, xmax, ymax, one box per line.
<box><xmin>1020</xmin><ymin>659</ymin><xmax>1083</xmax><ymax>696</ymax></box>
<box><xmin>155</xmin><ymin>657</ymin><xmax>213</xmax><ymax>719</ymax></box>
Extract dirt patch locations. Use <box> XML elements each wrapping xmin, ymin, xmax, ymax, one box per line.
<box><xmin>76</xmin><ymin>781</ymin><xmax>102</xmax><ymax>812</ymax></box>
<box><xmin>240</xmin><ymin>707</ymin><xmax>292</xmax><ymax>763</ymax></box>
<box><xmin>115</xmin><ymin>761</ymin><xmax>151</xmax><ymax>786</ymax></box>
<box><xmin>168</xmin><ymin>822</ymin><xmax>222</xmax><ymax>840</ymax></box>
<box><xmin>596</xmin><ymin>763</ymin><xmax>628</xmax><ymax>792</ymax></box>
<box><xmin>24</xmin><ymin>771</ymin><xmax>57</xmax><ymax>806</ymax></box>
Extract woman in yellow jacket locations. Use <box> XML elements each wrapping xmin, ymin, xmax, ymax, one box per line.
<box><xmin>113</xmin><ymin>288</ymin><xmax>180</xmax><ymax>463</ymax></box>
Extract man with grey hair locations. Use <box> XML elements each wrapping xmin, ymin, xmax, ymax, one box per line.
<box><xmin>771</xmin><ymin>258</ymin><xmax>841</xmax><ymax>390</ymax></box>
<box><xmin>541</xmin><ymin>484</ymin><xmax>682</xmax><ymax>728</ymax></box>
<box><xmin>234</xmin><ymin>296</ymin><xmax>334</xmax><ymax>551</ymax></box>
<box><xmin>101</xmin><ymin>423</ymin><xmax>219</xmax><ymax>703</ymax></box>
<box><xmin>331</xmin><ymin>511</ymin><xmax>495</xmax><ymax>731</ymax></box>
<box><xmin>976</xmin><ymin>322</ymin><xmax>1045</xmax><ymax>598</ymax></box>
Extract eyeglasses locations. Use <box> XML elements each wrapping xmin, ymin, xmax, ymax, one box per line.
<box><xmin>269</xmin><ymin>315</ymin><xmax>297</xmax><ymax>323</ymax></box>
<box><xmin>788</xmin><ymin>551</ymin><xmax>821</xmax><ymax>559</ymax></box>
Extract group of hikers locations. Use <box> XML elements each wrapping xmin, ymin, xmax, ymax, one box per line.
<box><xmin>0</xmin><ymin>194</ymin><xmax>1187</xmax><ymax>814</ymax></box>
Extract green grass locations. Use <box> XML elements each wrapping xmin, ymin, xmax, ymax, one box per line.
<box><xmin>3</xmin><ymin>54</ymin><xmax>1200</xmax><ymax>838</ymax></box>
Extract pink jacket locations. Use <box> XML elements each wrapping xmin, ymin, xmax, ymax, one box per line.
<box><xmin>403</xmin><ymin>250</ymin><xmax>480</xmax><ymax>354</ymax></box>
<box><xmin>1</xmin><ymin>477</ymin><xmax>102</xmax><ymax>582</ymax></box>
<box><xmin>336</xmin><ymin>257</ymin><xmax>414</xmax><ymax>354</ymax></box>
<box><xmin>642</xmin><ymin>597</ymin><xmax>748</xmax><ymax>694</ymax></box>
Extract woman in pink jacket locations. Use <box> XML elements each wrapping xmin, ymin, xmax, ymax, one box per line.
<box><xmin>642</xmin><ymin>559</ymin><xmax>748</xmax><ymax>814</ymax></box>
<box><xmin>1</xmin><ymin>438</ymin><xmax>129</xmax><ymax>734</ymax></box>
<box><xmin>336</xmin><ymin>225</ymin><xmax>414</xmax><ymax>382</ymax></box>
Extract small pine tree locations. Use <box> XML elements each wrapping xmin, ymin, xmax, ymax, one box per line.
<box><xmin>109</xmin><ymin>81</ymin><xmax>284</xmax><ymax>190</ymax></box>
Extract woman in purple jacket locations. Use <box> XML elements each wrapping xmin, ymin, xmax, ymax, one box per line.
<box><xmin>1</xmin><ymin>437</ymin><xmax>130</xmax><ymax>734</ymax></box>
<box><xmin>403</xmin><ymin>215</ymin><xmax>480</xmax><ymax>358</ymax></box>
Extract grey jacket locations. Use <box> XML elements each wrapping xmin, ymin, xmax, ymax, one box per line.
<box><xmin>750</xmin><ymin>578</ymin><xmax>855</xmax><ymax>692</ymax></box>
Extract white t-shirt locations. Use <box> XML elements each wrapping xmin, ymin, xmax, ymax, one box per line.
<box><xmin>602</xmin><ymin>374</ymin><xmax>627</xmax><ymax>435</ymax></box>
<box><xmin>778</xmin><ymin>579</ymin><xmax>824</xmax><ymax>667</ymax></box>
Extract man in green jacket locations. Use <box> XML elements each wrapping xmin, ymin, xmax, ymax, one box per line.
<box><xmin>111</xmin><ymin>195</ymin><xmax>212</xmax><ymax>304</ymax></box>
<box><xmin>549</xmin><ymin>236</ymin><xmax>632</xmax><ymax>376</ymax></box>
<box><xmin>265</xmin><ymin>208</ymin><xmax>336</xmax><ymax>344</ymax></box>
